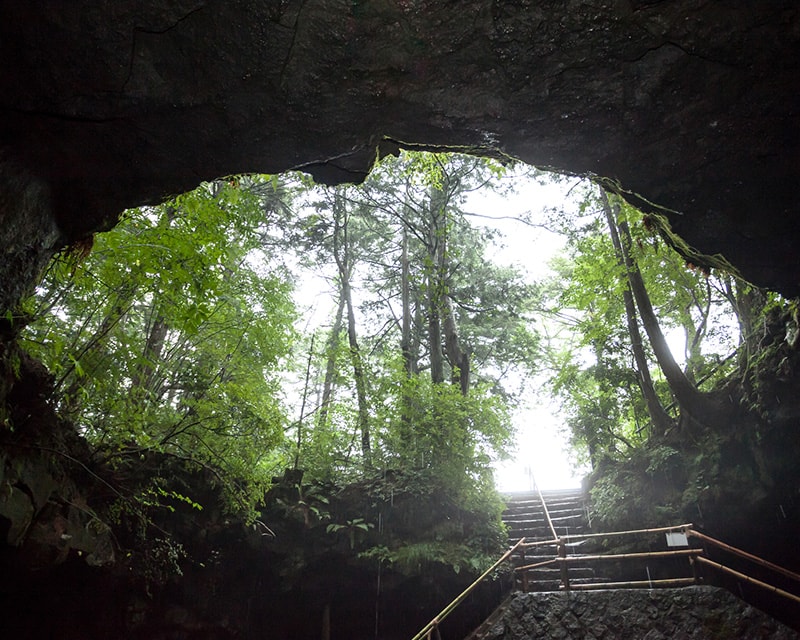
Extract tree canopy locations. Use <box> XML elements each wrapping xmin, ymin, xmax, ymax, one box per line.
<box><xmin>17</xmin><ymin>149</ymin><xmax>792</xmax><ymax>549</ymax></box>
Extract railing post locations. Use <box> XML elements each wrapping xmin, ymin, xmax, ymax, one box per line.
<box><xmin>689</xmin><ymin>554</ymin><xmax>701</xmax><ymax>585</ymax></box>
<box><xmin>520</xmin><ymin>547</ymin><xmax>529</xmax><ymax>593</ymax></box>
<box><xmin>558</xmin><ymin>538</ymin><xmax>570</xmax><ymax>591</ymax></box>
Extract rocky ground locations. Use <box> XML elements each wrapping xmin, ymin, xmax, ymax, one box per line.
<box><xmin>478</xmin><ymin>586</ymin><xmax>798</xmax><ymax>640</ymax></box>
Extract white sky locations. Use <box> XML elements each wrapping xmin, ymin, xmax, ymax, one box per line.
<box><xmin>290</xmin><ymin>165</ymin><xmax>687</xmax><ymax>493</ymax></box>
<box><xmin>464</xmin><ymin>170</ymin><xmax>589</xmax><ymax>491</ymax></box>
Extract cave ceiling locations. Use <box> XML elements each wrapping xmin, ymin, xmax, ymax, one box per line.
<box><xmin>1</xmin><ymin>1</ymin><xmax>798</xmax><ymax>306</ymax></box>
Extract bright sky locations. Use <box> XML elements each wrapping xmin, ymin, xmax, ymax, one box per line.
<box><xmin>291</xmin><ymin>165</ymin><xmax>595</xmax><ymax>492</ymax></box>
<box><xmin>465</xmin><ymin>169</ymin><xmax>590</xmax><ymax>491</ymax></box>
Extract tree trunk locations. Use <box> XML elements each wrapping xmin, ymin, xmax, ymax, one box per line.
<box><xmin>332</xmin><ymin>190</ymin><xmax>372</xmax><ymax>466</ymax></box>
<box><xmin>600</xmin><ymin>189</ymin><xmax>673</xmax><ymax>437</ymax></box>
<box><xmin>317</xmin><ymin>293</ymin><xmax>345</xmax><ymax>433</ymax></box>
<box><xmin>400</xmin><ymin>224</ymin><xmax>417</xmax><ymax>376</ymax></box>
<box><xmin>426</xmin><ymin>188</ymin><xmax>446</xmax><ymax>385</ymax></box>
<box><xmin>680</xmin><ymin>277</ymin><xmax>711</xmax><ymax>384</ymax></box>
<box><xmin>424</xmin><ymin>179</ymin><xmax>471</xmax><ymax>394</ymax></box>
<box><xmin>295</xmin><ymin>333</ymin><xmax>316</xmax><ymax>470</ymax></box>
<box><xmin>720</xmin><ymin>275</ymin><xmax>767</xmax><ymax>372</ymax></box>
<box><xmin>59</xmin><ymin>282</ymin><xmax>138</xmax><ymax>415</ymax></box>
<box><xmin>608</xmin><ymin>191</ymin><xmax>715</xmax><ymax>425</ymax></box>
<box><xmin>131</xmin><ymin>311</ymin><xmax>168</xmax><ymax>396</ymax></box>
<box><xmin>442</xmin><ymin>294</ymin><xmax>470</xmax><ymax>395</ymax></box>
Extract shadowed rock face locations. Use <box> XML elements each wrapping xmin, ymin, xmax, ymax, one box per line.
<box><xmin>477</xmin><ymin>588</ymin><xmax>799</xmax><ymax>640</ymax></box>
<box><xmin>0</xmin><ymin>1</ymin><xmax>798</xmax><ymax>308</ymax></box>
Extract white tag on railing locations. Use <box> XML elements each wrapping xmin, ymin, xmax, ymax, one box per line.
<box><xmin>665</xmin><ymin>532</ymin><xmax>689</xmax><ymax>547</ymax></box>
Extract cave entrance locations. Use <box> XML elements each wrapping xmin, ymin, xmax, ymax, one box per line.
<box><xmin>19</xmin><ymin>150</ymin><xmax>749</xmax><ymax>503</ymax></box>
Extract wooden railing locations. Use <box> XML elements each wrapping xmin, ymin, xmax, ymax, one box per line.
<box><xmin>687</xmin><ymin>529</ymin><xmax>800</xmax><ymax>606</ymax></box>
<box><xmin>516</xmin><ymin>523</ymin><xmax>695</xmax><ymax>591</ymax></box>
<box><xmin>411</xmin><ymin>522</ymin><xmax>800</xmax><ymax>639</ymax></box>
<box><xmin>516</xmin><ymin>523</ymin><xmax>800</xmax><ymax>603</ymax></box>
<box><xmin>409</xmin><ymin>537</ymin><xmax>526</xmax><ymax>640</ymax></box>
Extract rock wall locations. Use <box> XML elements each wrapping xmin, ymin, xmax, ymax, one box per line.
<box><xmin>0</xmin><ymin>2</ymin><xmax>798</xmax><ymax>308</ymax></box>
<box><xmin>0</xmin><ymin>470</ymin><xmax>507</xmax><ymax>640</ymax></box>
<box><xmin>479</xmin><ymin>587</ymin><xmax>798</xmax><ymax>640</ymax></box>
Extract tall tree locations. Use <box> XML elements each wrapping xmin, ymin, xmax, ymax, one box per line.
<box><xmin>608</xmin><ymin>193</ymin><xmax>717</xmax><ymax>425</ymax></box>
<box><xmin>331</xmin><ymin>188</ymin><xmax>372</xmax><ymax>466</ymax></box>
<box><xmin>316</xmin><ymin>293</ymin><xmax>346</xmax><ymax>434</ymax></box>
<box><xmin>545</xmin><ymin>181</ymin><xmax>745</xmax><ymax>467</ymax></box>
<box><xmin>281</xmin><ymin>151</ymin><xmax>536</xmax><ymax>483</ymax></box>
<box><xmin>358</xmin><ymin>152</ymin><xmax>539</xmax><ymax>400</ymax></box>
<box><xmin>599</xmin><ymin>189</ymin><xmax>673</xmax><ymax>437</ymax></box>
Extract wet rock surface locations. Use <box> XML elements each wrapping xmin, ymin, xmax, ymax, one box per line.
<box><xmin>0</xmin><ymin>2</ymin><xmax>798</xmax><ymax>306</ymax></box>
<box><xmin>480</xmin><ymin>587</ymin><xmax>799</xmax><ymax>640</ymax></box>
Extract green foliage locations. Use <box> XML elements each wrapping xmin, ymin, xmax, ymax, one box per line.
<box><xmin>275</xmin><ymin>484</ymin><xmax>331</xmax><ymax>527</ymax></box>
<box><xmin>140</xmin><ymin>484</ymin><xmax>204</xmax><ymax>514</ymax></box>
<box><xmin>367</xmin><ymin>359</ymin><xmax>512</xmax><ymax>506</ymax></box>
<box><xmin>327</xmin><ymin>517</ymin><xmax>374</xmax><ymax>549</ymax></box>
<box><xmin>22</xmin><ymin>178</ymin><xmax>298</xmax><ymax>518</ymax></box>
<box><xmin>645</xmin><ymin>444</ymin><xmax>681</xmax><ymax>475</ymax></box>
<box><xmin>132</xmin><ymin>536</ymin><xmax>188</xmax><ymax>596</ymax></box>
<box><xmin>17</xmin><ymin>154</ymin><xmax>525</xmax><ymax>573</ymax></box>
<box><xmin>589</xmin><ymin>451</ymin><xmax>682</xmax><ymax>530</ymax></box>
<box><xmin>543</xmin><ymin>185</ymin><xmax>748</xmax><ymax>468</ymax></box>
<box><xmin>284</xmin><ymin>151</ymin><xmax>532</xmax><ymax>494</ymax></box>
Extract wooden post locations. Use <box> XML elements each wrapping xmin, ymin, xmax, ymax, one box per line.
<box><xmin>558</xmin><ymin>539</ymin><xmax>570</xmax><ymax>591</ymax></box>
<box><xmin>520</xmin><ymin>548</ymin><xmax>529</xmax><ymax>593</ymax></box>
<box><xmin>689</xmin><ymin>555</ymin><xmax>701</xmax><ymax>585</ymax></box>
<box><xmin>321</xmin><ymin>603</ymin><xmax>330</xmax><ymax>640</ymax></box>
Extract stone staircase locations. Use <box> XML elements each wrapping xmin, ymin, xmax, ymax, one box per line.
<box><xmin>503</xmin><ymin>487</ymin><xmax>603</xmax><ymax>591</ymax></box>
<box><xmin>464</xmin><ymin>491</ymin><xmax>800</xmax><ymax>639</ymax></box>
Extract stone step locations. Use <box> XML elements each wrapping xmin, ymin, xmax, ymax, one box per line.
<box><xmin>505</xmin><ymin>493</ymin><xmax>584</xmax><ymax>502</ymax></box>
<box><xmin>506</xmin><ymin>528</ymin><xmax>589</xmax><ymax>539</ymax></box>
<box><xmin>503</xmin><ymin>507</ymin><xmax>586</xmax><ymax>519</ymax></box>
<box><xmin>503</xmin><ymin>488</ymin><xmax>596</xmax><ymax>593</ymax></box>
<box><xmin>504</xmin><ymin>501</ymin><xmax>585</xmax><ymax>510</ymax></box>
<box><xmin>504</xmin><ymin>506</ymin><xmax>587</xmax><ymax>516</ymax></box>
<box><xmin>506</xmin><ymin>519</ymin><xmax>586</xmax><ymax>528</ymax></box>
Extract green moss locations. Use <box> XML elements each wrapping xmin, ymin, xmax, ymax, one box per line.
<box><xmin>596</xmin><ymin>176</ymin><xmax>743</xmax><ymax>278</ymax></box>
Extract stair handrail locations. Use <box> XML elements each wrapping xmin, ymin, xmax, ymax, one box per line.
<box><xmin>559</xmin><ymin>522</ymin><xmax>694</xmax><ymax>543</ymax></box>
<box><xmin>693</xmin><ymin>556</ymin><xmax>800</xmax><ymax>606</ymax></box>
<box><xmin>514</xmin><ymin>522</ymin><xmax>800</xmax><ymax>610</ymax></box>
<box><xmin>410</xmin><ymin>537</ymin><xmax>527</xmax><ymax>640</ymax></box>
<box><xmin>516</xmin><ymin>523</ymin><xmax>694</xmax><ymax>591</ymax></box>
<box><xmin>686</xmin><ymin>528</ymin><xmax>800</xmax><ymax>584</ymax></box>
<box><xmin>535</xmin><ymin>483</ymin><xmax>560</xmax><ymax>543</ymax></box>
<box><xmin>458</xmin><ymin>508</ymin><xmax>800</xmax><ymax>639</ymax></box>
<box><xmin>685</xmin><ymin>528</ymin><xmax>800</xmax><ymax>606</ymax></box>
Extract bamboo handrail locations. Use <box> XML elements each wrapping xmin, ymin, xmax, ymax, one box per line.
<box><xmin>535</xmin><ymin>483</ymin><xmax>560</xmax><ymax>542</ymax></box>
<box><xmin>567</xmin><ymin>577</ymin><xmax>697</xmax><ymax>590</ymax></box>
<box><xmin>555</xmin><ymin>548</ymin><xmax>703</xmax><ymax>563</ymax></box>
<box><xmin>515</xmin><ymin>558</ymin><xmax>558</xmax><ymax>572</ymax></box>
<box><xmin>519</xmin><ymin>538</ymin><xmax>560</xmax><ymax>549</ymax></box>
<box><xmin>694</xmin><ymin>556</ymin><xmax>800</xmax><ymax>606</ymax></box>
<box><xmin>687</xmin><ymin>529</ymin><xmax>800</xmax><ymax>584</ymax></box>
<box><xmin>560</xmin><ymin>523</ymin><xmax>694</xmax><ymax>542</ymax></box>
<box><xmin>411</xmin><ymin>515</ymin><xmax>800</xmax><ymax>639</ymax></box>
<box><xmin>409</xmin><ymin>537</ymin><xmax>526</xmax><ymax>640</ymax></box>
<box><xmin>515</xmin><ymin>549</ymin><xmax>701</xmax><ymax>574</ymax></box>
<box><xmin>516</xmin><ymin>523</ymin><xmax>800</xmax><ymax>605</ymax></box>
